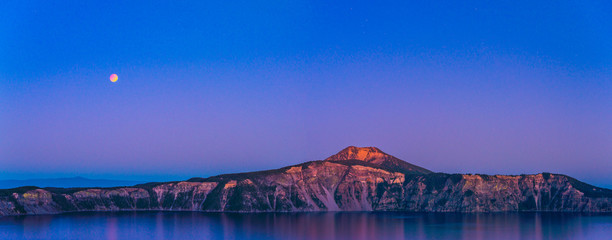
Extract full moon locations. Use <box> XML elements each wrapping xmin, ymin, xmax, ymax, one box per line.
<box><xmin>110</xmin><ymin>74</ymin><xmax>118</xmax><ymax>82</ymax></box>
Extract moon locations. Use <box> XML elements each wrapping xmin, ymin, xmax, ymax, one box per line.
<box><xmin>110</xmin><ymin>74</ymin><xmax>118</xmax><ymax>82</ymax></box>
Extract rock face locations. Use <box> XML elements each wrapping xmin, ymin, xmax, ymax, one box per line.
<box><xmin>1</xmin><ymin>146</ymin><xmax>611</xmax><ymax>216</ymax></box>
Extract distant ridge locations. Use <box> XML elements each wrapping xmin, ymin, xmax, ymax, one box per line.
<box><xmin>0</xmin><ymin>177</ymin><xmax>144</xmax><ymax>189</ymax></box>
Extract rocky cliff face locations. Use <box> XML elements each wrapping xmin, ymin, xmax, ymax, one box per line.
<box><xmin>1</xmin><ymin>147</ymin><xmax>611</xmax><ymax>216</ymax></box>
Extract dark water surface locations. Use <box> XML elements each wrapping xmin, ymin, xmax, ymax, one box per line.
<box><xmin>1</xmin><ymin>211</ymin><xmax>610</xmax><ymax>240</ymax></box>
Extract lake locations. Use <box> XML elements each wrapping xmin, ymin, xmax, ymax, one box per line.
<box><xmin>1</xmin><ymin>211</ymin><xmax>610</xmax><ymax>240</ymax></box>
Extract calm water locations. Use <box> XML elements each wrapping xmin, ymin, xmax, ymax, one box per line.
<box><xmin>0</xmin><ymin>211</ymin><xmax>610</xmax><ymax>240</ymax></box>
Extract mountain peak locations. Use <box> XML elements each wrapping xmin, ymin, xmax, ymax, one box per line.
<box><xmin>325</xmin><ymin>146</ymin><xmax>432</xmax><ymax>174</ymax></box>
<box><xmin>325</xmin><ymin>146</ymin><xmax>389</xmax><ymax>163</ymax></box>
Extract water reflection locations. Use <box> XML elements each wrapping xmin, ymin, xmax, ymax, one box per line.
<box><xmin>0</xmin><ymin>211</ymin><xmax>610</xmax><ymax>240</ymax></box>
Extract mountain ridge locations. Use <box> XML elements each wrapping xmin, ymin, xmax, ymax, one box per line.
<box><xmin>0</xmin><ymin>177</ymin><xmax>145</xmax><ymax>189</ymax></box>
<box><xmin>1</xmin><ymin>146</ymin><xmax>610</xmax><ymax>216</ymax></box>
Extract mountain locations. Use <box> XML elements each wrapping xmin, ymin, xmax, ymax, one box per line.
<box><xmin>324</xmin><ymin>146</ymin><xmax>432</xmax><ymax>174</ymax></box>
<box><xmin>1</xmin><ymin>146</ymin><xmax>611</xmax><ymax>216</ymax></box>
<box><xmin>0</xmin><ymin>177</ymin><xmax>145</xmax><ymax>189</ymax></box>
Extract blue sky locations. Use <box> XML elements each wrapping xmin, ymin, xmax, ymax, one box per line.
<box><xmin>1</xmin><ymin>1</ymin><xmax>611</xmax><ymax>187</ymax></box>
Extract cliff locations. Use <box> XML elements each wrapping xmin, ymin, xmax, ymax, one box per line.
<box><xmin>1</xmin><ymin>146</ymin><xmax>611</xmax><ymax>216</ymax></box>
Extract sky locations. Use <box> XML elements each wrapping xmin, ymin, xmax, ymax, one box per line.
<box><xmin>1</xmin><ymin>1</ymin><xmax>611</xmax><ymax>187</ymax></box>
